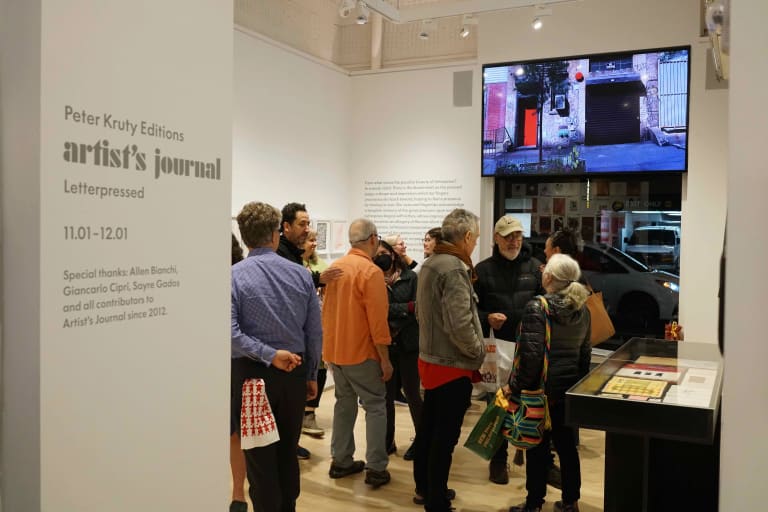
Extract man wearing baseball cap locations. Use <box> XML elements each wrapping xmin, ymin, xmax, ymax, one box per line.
<box><xmin>474</xmin><ymin>214</ymin><xmax>542</xmax><ymax>485</ymax></box>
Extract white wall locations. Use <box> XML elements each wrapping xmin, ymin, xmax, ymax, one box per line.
<box><xmin>233</xmin><ymin>29</ymin><xmax>351</xmax><ymax>222</ymax></box>
<box><xmin>348</xmin><ymin>66</ymin><xmax>482</xmax><ymax>260</ymax></box>
<box><xmin>721</xmin><ymin>2</ymin><xmax>768</xmax><ymax>510</ymax></box>
<box><xmin>479</xmin><ymin>0</ymin><xmax>727</xmax><ymax>343</ymax></box>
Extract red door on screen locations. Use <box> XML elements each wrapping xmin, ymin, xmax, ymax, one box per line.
<box><xmin>524</xmin><ymin>109</ymin><xmax>537</xmax><ymax>146</ymax></box>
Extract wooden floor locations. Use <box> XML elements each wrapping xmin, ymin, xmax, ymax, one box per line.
<box><xmin>239</xmin><ymin>396</ymin><xmax>605</xmax><ymax>512</ymax></box>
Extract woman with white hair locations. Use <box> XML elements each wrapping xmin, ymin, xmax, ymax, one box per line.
<box><xmin>506</xmin><ymin>253</ymin><xmax>591</xmax><ymax>512</ymax></box>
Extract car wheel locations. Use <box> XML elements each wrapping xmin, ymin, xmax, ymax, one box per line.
<box><xmin>617</xmin><ymin>293</ymin><xmax>661</xmax><ymax>337</ymax></box>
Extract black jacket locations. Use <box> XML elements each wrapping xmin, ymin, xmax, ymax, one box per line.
<box><xmin>510</xmin><ymin>294</ymin><xmax>591</xmax><ymax>405</ymax></box>
<box><xmin>277</xmin><ymin>235</ymin><xmax>322</xmax><ymax>288</ymax></box>
<box><xmin>386</xmin><ymin>268</ymin><xmax>419</xmax><ymax>353</ymax></box>
<box><xmin>474</xmin><ymin>243</ymin><xmax>542</xmax><ymax>341</ymax></box>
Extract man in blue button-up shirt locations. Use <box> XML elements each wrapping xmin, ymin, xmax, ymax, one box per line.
<box><xmin>231</xmin><ymin>201</ymin><xmax>322</xmax><ymax>512</ymax></box>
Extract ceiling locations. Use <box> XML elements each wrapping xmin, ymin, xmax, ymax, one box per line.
<box><xmin>234</xmin><ymin>0</ymin><xmax>578</xmax><ymax>72</ymax></box>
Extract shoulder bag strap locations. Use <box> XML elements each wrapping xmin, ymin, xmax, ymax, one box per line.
<box><xmin>537</xmin><ymin>296</ymin><xmax>552</xmax><ymax>389</ymax></box>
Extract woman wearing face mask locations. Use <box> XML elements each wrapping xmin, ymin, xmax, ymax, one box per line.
<box><xmin>374</xmin><ymin>240</ymin><xmax>423</xmax><ymax>461</ymax></box>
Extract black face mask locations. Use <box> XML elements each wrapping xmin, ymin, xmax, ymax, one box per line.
<box><xmin>373</xmin><ymin>254</ymin><xmax>393</xmax><ymax>272</ymax></box>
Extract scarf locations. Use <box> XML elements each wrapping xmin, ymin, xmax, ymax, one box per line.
<box><xmin>434</xmin><ymin>241</ymin><xmax>478</xmax><ymax>283</ymax></box>
<box><xmin>384</xmin><ymin>267</ymin><xmax>401</xmax><ymax>287</ymax></box>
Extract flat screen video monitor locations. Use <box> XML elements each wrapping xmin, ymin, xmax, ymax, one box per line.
<box><xmin>481</xmin><ymin>46</ymin><xmax>690</xmax><ymax>177</ymax></box>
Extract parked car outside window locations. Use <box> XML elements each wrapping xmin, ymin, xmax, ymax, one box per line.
<box><xmin>624</xmin><ymin>225</ymin><xmax>681</xmax><ymax>273</ymax></box>
<box><xmin>529</xmin><ymin>238</ymin><xmax>679</xmax><ymax>342</ymax></box>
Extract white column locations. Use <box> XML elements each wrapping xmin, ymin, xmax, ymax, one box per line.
<box><xmin>1</xmin><ymin>2</ymin><xmax>232</xmax><ymax>511</ymax></box>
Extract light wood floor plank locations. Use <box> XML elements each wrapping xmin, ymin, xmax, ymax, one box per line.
<box><xmin>237</xmin><ymin>396</ymin><xmax>605</xmax><ymax>511</ymax></box>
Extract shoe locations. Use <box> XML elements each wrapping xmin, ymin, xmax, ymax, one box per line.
<box><xmin>412</xmin><ymin>488</ymin><xmax>456</xmax><ymax>505</ymax></box>
<box><xmin>296</xmin><ymin>446</ymin><xmax>311</xmax><ymax>460</ymax></box>
<box><xmin>489</xmin><ymin>461</ymin><xmax>509</xmax><ymax>485</ymax></box>
<box><xmin>403</xmin><ymin>443</ymin><xmax>416</xmax><ymax>461</ymax></box>
<box><xmin>508</xmin><ymin>503</ymin><xmax>542</xmax><ymax>512</ymax></box>
<box><xmin>229</xmin><ymin>501</ymin><xmax>248</xmax><ymax>512</ymax></box>
<box><xmin>554</xmin><ymin>501</ymin><xmax>580</xmax><ymax>512</ymax></box>
<box><xmin>364</xmin><ymin>469</ymin><xmax>391</xmax><ymax>488</ymax></box>
<box><xmin>328</xmin><ymin>460</ymin><xmax>365</xmax><ymax>479</ymax></box>
<box><xmin>547</xmin><ymin>464</ymin><xmax>563</xmax><ymax>490</ymax></box>
<box><xmin>387</xmin><ymin>443</ymin><xmax>397</xmax><ymax>455</ymax></box>
<box><xmin>302</xmin><ymin>412</ymin><xmax>325</xmax><ymax>436</ymax></box>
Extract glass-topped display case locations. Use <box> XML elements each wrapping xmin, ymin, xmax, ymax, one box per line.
<box><xmin>567</xmin><ymin>337</ymin><xmax>722</xmax><ymax>443</ymax></box>
<box><xmin>567</xmin><ymin>338</ymin><xmax>722</xmax><ymax>512</ymax></box>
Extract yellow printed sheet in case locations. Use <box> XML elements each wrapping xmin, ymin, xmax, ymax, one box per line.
<box><xmin>602</xmin><ymin>376</ymin><xmax>667</xmax><ymax>398</ymax></box>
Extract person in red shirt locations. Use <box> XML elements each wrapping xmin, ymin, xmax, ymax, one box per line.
<box><xmin>412</xmin><ymin>209</ymin><xmax>485</xmax><ymax>511</ymax></box>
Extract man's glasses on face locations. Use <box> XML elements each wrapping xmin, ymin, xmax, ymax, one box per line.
<box><xmin>351</xmin><ymin>233</ymin><xmax>381</xmax><ymax>244</ymax></box>
<box><xmin>501</xmin><ymin>232</ymin><xmax>523</xmax><ymax>242</ymax></box>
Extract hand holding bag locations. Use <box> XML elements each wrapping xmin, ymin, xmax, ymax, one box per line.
<box><xmin>501</xmin><ymin>296</ymin><xmax>552</xmax><ymax>450</ymax></box>
<box><xmin>585</xmin><ymin>286</ymin><xmax>615</xmax><ymax>346</ymax></box>
<box><xmin>463</xmin><ymin>391</ymin><xmax>508</xmax><ymax>460</ymax></box>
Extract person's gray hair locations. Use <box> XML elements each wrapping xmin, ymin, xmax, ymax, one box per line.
<box><xmin>441</xmin><ymin>208</ymin><xmax>479</xmax><ymax>244</ymax></box>
<box><xmin>237</xmin><ymin>202</ymin><xmax>281</xmax><ymax>248</ymax></box>
<box><xmin>543</xmin><ymin>253</ymin><xmax>589</xmax><ymax>308</ymax></box>
<box><xmin>348</xmin><ymin>218</ymin><xmax>377</xmax><ymax>246</ymax></box>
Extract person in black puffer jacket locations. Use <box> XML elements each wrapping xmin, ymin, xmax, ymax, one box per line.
<box><xmin>507</xmin><ymin>254</ymin><xmax>591</xmax><ymax>512</ymax></box>
<box><xmin>374</xmin><ymin>240</ymin><xmax>423</xmax><ymax>462</ymax></box>
<box><xmin>474</xmin><ymin>215</ymin><xmax>542</xmax><ymax>483</ymax></box>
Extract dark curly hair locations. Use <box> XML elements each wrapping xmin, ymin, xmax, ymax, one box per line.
<box><xmin>280</xmin><ymin>202</ymin><xmax>307</xmax><ymax>232</ymax></box>
<box><xmin>548</xmin><ymin>227</ymin><xmax>582</xmax><ymax>257</ymax></box>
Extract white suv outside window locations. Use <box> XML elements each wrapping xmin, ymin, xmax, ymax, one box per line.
<box><xmin>624</xmin><ymin>225</ymin><xmax>681</xmax><ymax>273</ymax></box>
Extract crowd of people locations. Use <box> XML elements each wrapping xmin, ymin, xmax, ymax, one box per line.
<box><xmin>230</xmin><ymin>201</ymin><xmax>593</xmax><ymax>512</ymax></box>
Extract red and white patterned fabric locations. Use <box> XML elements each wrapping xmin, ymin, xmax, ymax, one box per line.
<box><xmin>240</xmin><ymin>378</ymin><xmax>280</xmax><ymax>449</ymax></box>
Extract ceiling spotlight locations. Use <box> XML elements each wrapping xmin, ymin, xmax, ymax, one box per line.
<box><xmin>530</xmin><ymin>5</ymin><xmax>552</xmax><ymax>31</ymax></box>
<box><xmin>459</xmin><ymin>26</ymin><xmax>470</xmax><ymax>38</ymax></box>
<box><xmin>338</xmin><ymin>0</ymin><xmax>355</xmax><ymax>18</ymax></box>
<box><xmin>356</xmin><ymin>1</ymin><xmax>370</xmax><ymax>24</ymax></box>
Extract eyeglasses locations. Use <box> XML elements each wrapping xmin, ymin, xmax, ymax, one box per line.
<box><xmin>500</xmin><ymin>232</ymin><xmax>523</xmax><ymax>242</ymax></box>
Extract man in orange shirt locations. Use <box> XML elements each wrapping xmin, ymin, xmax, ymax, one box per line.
<box><xmin>322</xmin><ymin>218</ymin><xmax>393</xmax><ymax>489</ymax></box>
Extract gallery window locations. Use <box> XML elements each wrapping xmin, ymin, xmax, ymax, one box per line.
<box><xmin>494</xmin><ymin>175</ymin><xmax>682</xmax><ymax>347</ymax></box>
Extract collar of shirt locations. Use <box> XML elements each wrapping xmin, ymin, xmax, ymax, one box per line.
<box><xmin>247</xmin><ymin>247</ymin><xmax>275</xmax><ymax>257</ymax></box>
<box><xmin>348</xmin><ymin>247</ymin><xmax>373</xmax><ymax>261</ymax></box>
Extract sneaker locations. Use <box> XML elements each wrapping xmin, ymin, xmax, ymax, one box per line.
<box><xmin>489</xmin><ymin>461</ymin><xmax>509</xmax><ymax>485</ymax></box>
<box><xmin>554</xmin><ymin>501</ymin><xmax>580</xmax><ymax>512</ymax></box>
<box><xmin>328</xmin><ymin>460</ymin><xmax>365</xmax><ymax>479</ymax></box>
<box><xmin>403</xmin><ymin>442</ymin><xmax>416</xmax><ymax>461</ymax></box>
<box><xmin>509</xmin><ymin>503</ymin><xmax>542</xmax><ymax>512</ymax></box>
<box><xmin>364</xmin><ymin>469</ymin><xmax>391</xmax><ymax>488</ymax></box>
<box><xmin>413</xmin><ymin>488</ymin><xmax>456</xmax><ymax>505</ymax></box>
<box><xmin>296</xmin><ymin>445</ymin><xmax>311</xmax><ymax>460</ymax></box>
<box><xmin>302</xmin><ymin>412</ymin><xmax>325</xmax><ymax>436</ymax></box>
<box><xmin>229</xmin><ymin>501</ymin><xmax>248</xmax><ymax>512</ymax></box>
<box><xmin>547</xmin><ymin>464</ymin><xmax>563</xmax><ymax>490</ymax></box>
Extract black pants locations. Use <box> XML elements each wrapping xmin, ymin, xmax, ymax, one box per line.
<box><xmin>385</xmin><ymin>347</ymin><xmax>423</xmax><ymax>449</ymax></box>
<box><xmin>413</xmin><ymin>377</ymin><xmax>472</xmax><ymax>512</ymax></box>
<box><xmin>232</xmin><ymin>357</ymin><xmax>307</xmax><ymax>512</ymax></box>
<box><xmin>524</xmin><ymin>400</ymin><xmax>581</xmax><ymax>507</ymax></box>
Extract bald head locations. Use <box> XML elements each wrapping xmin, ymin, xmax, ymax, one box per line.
<box><xmin>349</xmin><ymin>218</ymin><xmax>379</xmax><ymax>257</ymax></box>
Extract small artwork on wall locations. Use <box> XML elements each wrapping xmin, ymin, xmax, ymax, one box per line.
<box><xmin>315</xmin><ymin>220</ymin><xmax>330</xmax><ymax>253</ymax></box>
<box><xmin>595</xmin><ymin>180</ymin><xmax>610</xmax><ymax>197</ymax></box>
<box><xmin>510</xmin><ymin>183</ymin><xmax>526</xmax><ymax>196</ymax></box>
<box><xmin>526</xmin><ymin>183</ymin><xmax>539</xmax><ymax>196</ymax></box>
<box><xmin>553</xmin><ymin>197</ymin><xmax>566</xmax><ymax>216</ymax></box>
<box><xmin>539</xmin><ymin>216</ymin><xmax>552</xmax><ymax>234</ymax></box>
<box><xmin>568</xmin><ymin>199</ymin><xmax>579</xmax><ymax>213</ymax></box>
<box><xmin>330</xmin><ymin>221</ymin><xmax>348</xmax><ymax>254</ymax></box>
<box><xmin>538</xmin><ymin>197</ymin><xmax>553</xmax><ymax>215</ymax></box>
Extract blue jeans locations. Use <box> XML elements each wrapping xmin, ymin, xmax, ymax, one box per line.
<box><xmin>328</xmin><ymin>360</ymin><xmax>388</xmax><ymax>471</ymax></box>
